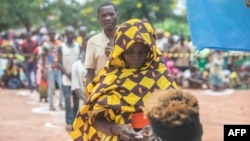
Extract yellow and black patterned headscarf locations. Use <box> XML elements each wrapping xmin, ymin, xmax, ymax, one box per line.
<box><xmin>70</xmin><ymin>19</ymin><xmax>178</xmax><ymax>141</ymax></box>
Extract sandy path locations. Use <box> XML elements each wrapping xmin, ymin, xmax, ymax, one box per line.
<box><xmin>0</xmin><ymin>88</ymin><xmax>249</xmax><ymax>141</ymax></box>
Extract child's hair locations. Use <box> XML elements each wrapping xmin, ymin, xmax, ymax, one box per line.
<box><xmin>143</xmin><ymin>88</ymin><xmax>203</xmax><ymax>141</ymax></box>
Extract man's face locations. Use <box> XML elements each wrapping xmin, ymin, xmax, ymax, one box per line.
<box><xmin>49</xmin><ymin>32</ymin><xmax>55</xmax><ymax>40</ymax></box>
<box><xmin>98</xmin><ymin>5</ymin><xmax>118</xmax><ymax>31</ymax></box>
<box><xmin>66</xmin><ymin>31</ymin><xmax>75</xmax><ymax>42</ymax></box>
<box><xmin>79</xmin><ymin>31</ymin><xmax>86</xmax><ymax>37</ymax></box>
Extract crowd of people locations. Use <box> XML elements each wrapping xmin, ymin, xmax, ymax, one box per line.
<box><xmin>0</xmin><ymin>22</ymin><xmax>90</xmax><ymax>132</ymax></box>
<box><xmin>0</xmin><ymin>1</ymin><xmax>250</xmax><ymax>141</ymax></box>
<box><xmin>154</xmin><ymin>29</ymin><xmax>250</xmax><ymax>91</ymax></box>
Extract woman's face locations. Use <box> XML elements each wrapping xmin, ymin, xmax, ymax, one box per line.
<box><xmin>122</xmin><ymin>42</ymin><xmax>149</xmax><ymax>69</ymax></box>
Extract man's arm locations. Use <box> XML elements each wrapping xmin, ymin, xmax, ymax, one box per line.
<box><xmin>58</xmin><ymin>46</ymin><xmax>71</xmax><ymax>79</ymax></box>
<box><xmin>73</xmin><ymin>89</ymin><xmax>86</xmax><ymax>103</ymax></box>
<box><xmin>84</xmin><ymin>37</ymin><xmax>97</xmax><ymax>85</ymax></box>
<box><xmin>86</xmin><ymin>69</ymin><xmax>95</xmax><ymax>85</ymax></box>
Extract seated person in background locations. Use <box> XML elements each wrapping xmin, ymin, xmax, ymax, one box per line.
<box><xmin>0</xmin><ymin>59</ymin><xmax>23</xmax><ymax>89</ymax></box>
<box><xmin>143</xmin><ymin>88</ymin><xmax>203</xmax><ymax>141</ymax></box>
<box><xmin>229</xmin><ymin>66</ymin><xmax>241</xmax><ymax>89</ymax></box>
<box><xmin>183</xmin><ymin>65</ymin><xmax>208</xmax><ymax>89</ymax></box>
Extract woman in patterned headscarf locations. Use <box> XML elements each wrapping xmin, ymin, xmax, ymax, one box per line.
<box><xmin>70</xmin><ymin>19</ymin><xmax>178</xmax><ymax>141</ymax></box>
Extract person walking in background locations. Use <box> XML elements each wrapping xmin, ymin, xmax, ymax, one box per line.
<box><xmin>85</xmin><ymin>1</ymin><xmax>119</xmax><ymax>85</ymax></box>
<box><xmin>70</xmin><ymin>18</ymin><xmax>178</xmax><ymax>141</ymax></box>
<box><xmin>58</xmin><ymin>26</ymin><xmax>81</xmax><ymax>131</ymax></box>
<box><xmin>20</xmin><ymin>32</ymin><xmax>38</xmax><ymax>94</ymax></box>
<box><xmin>41</xmin><ymin>27</ymin><xmax>64</xmax><ymax>110</ymax></box>
<box><xmin>143</xmin><ymin>89</ymin><xmax>203</xmax><ymax>141</ymax></box>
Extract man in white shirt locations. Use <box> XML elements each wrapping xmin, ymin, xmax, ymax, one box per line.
<box><xmin>71</xmin><ymin>52</ymin><xmax>87</xmax><ymax>104</ymax></box>
<box><xmin>58</xmin><ymin>26</ymin><xmax>80</xmax><ymax>131</ymax></box>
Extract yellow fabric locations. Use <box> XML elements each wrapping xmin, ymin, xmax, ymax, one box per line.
<box><xmin>76</xmin><ymin>36</ymin><xmax>84</xmax><ymax>46</ymax></box>
<box><xmin>229</xmin><ymin>71</ymin><xmax>240</xmax><ymax>85</ymax></box>
<box><xmin>70</xmin><ymin>19</ymin><xmax>178</xmax><ymax>141</ymax></box>
<box><xmin>6</xmin><ymin>65</ymin><xmax>17</xmax><ymax>76</ymax></box>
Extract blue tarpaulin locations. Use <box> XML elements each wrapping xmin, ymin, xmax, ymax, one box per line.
<box><xmin>186</xmin><ymin>0</ymin><xmax>250</xmax><ymax>52</ymax></box>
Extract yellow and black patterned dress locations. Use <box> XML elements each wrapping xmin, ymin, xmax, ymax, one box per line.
<box><xmin>70</xmin><ymin>19</ymin><xmax>178</xmax><ymax>141</ymax></box>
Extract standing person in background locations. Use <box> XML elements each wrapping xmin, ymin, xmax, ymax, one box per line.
<box><xmin>37</xmin><ymin>27</ymin><xmax>48</xmax><ymax>46</ymax></box>
<box><xmin>155</xmin><ymin>28</ymin><xmax>168</xmax><ymax>53</ymax></box>
<box><xmin>70</xmin><ymin>34</ymin><xmax>95</xmax><ymax>107</ymax></box>
<box><xmin>143</xmin><ymin>89</ymin><xmax>203</xmax><ymax>141</ymax></box>
<box><xmin>71</xmin><ymin>52</ymin><xmax>87</xmax><ymax>107</ymax></box>
<box><xmin>76</xmin><ymin>26</ymin><xmax>87</xmax><ymax>48</ymax></box>
<box><xmin>170</xmin><ymin>35</ymin><xmax>191</xmax><ymax>72</ymax></box>
<box><xmin>70</xmin><ymin>18</ymin><xmax>178</xmax><ymax>141</ymax></box>
<box><xmin>41</xmin><ymin>27</ymin><xmax>64</xmax><ymax>110</ymax></box>
<box><xmin>85</xmin><ymin>1</ymin><xmax>119</xmax><ymax>85</ymax></box>
<box><xmin>20</xmin><ymin>32</ymin><xmax>38</xmax><ymax>94</ymax></box>
<box><xmin>155</xmin><ymin>28</ymin><xmax>169</xmax><ymax>67</ymax></box>
<box><xmin>58</xmin><ymin>26</ymin><xmax>81</xmax><ymax>132</ymax></box>
<box><xmin>208</xmin><ymin>50</ymin><xmax>225</xmax><ymax>91</ymax></box>
<box><xmin>166</xmin><ymin>36</ymin><xmax>175</xmax><ymax>50</ymax></box>
<box><xmin>35</xmin><ymin>35</ymin><xmax>49</xmax><ymax>102</ymax></box>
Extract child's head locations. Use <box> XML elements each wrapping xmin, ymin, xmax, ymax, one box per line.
<box><xmin>144</xmin><ymin>89</ymin><xmax>203</xmax><ymax>141</ymax></box>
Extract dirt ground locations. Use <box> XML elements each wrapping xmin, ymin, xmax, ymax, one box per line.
<box><xmin>0</xmin><ymin>88</ymin><xmax>249</xmax><ymax>141</ymax></box>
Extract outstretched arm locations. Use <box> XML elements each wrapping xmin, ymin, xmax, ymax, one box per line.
<box><xmin>92</xmin><ymin>111</ymin><xmax>140</xmax><ymax>141</ymax></box>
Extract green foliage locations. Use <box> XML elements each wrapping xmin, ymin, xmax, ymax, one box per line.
<box><xmin>46</xmin><ymin>0</ymin><xmax>83</xmax><ymax>28</ymax></box>
<box><xmin>115</xmin><ymin>0</ymin><xmax>175</xmax><ymax>23</ymax></box>
<box><xmin>0</xmin><ymin>0</ymin><xmax>50</xmax><ymax>32</ymax></box>
<box><xmin>77</xmin><ymin>0</ymin><xmax>105</xmax><ymax>32</ymax></box>
<box><xmin>153</xmin><ymin>18</ymin><xmax>190</xmax><ymax>38</ymax></box>
<box><xmin>0</xmin><ymin>0</ymin><xmax>188</xmax><ymax>37</ymax></box>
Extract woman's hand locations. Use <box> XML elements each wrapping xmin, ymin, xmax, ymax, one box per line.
<box><xmin>105</xmin><ymin>44</ymin><xmax>113</xmax><ymax>57</ymax></box>
<box><xmin>113</xmin><ymin>124</ymin><xmax>144</xmax><ymax>141</ymax></box>
<box><xmin>137</xmin><ymin>125</ymin><xmax>161</xmax><ymax>141</ymax></box>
